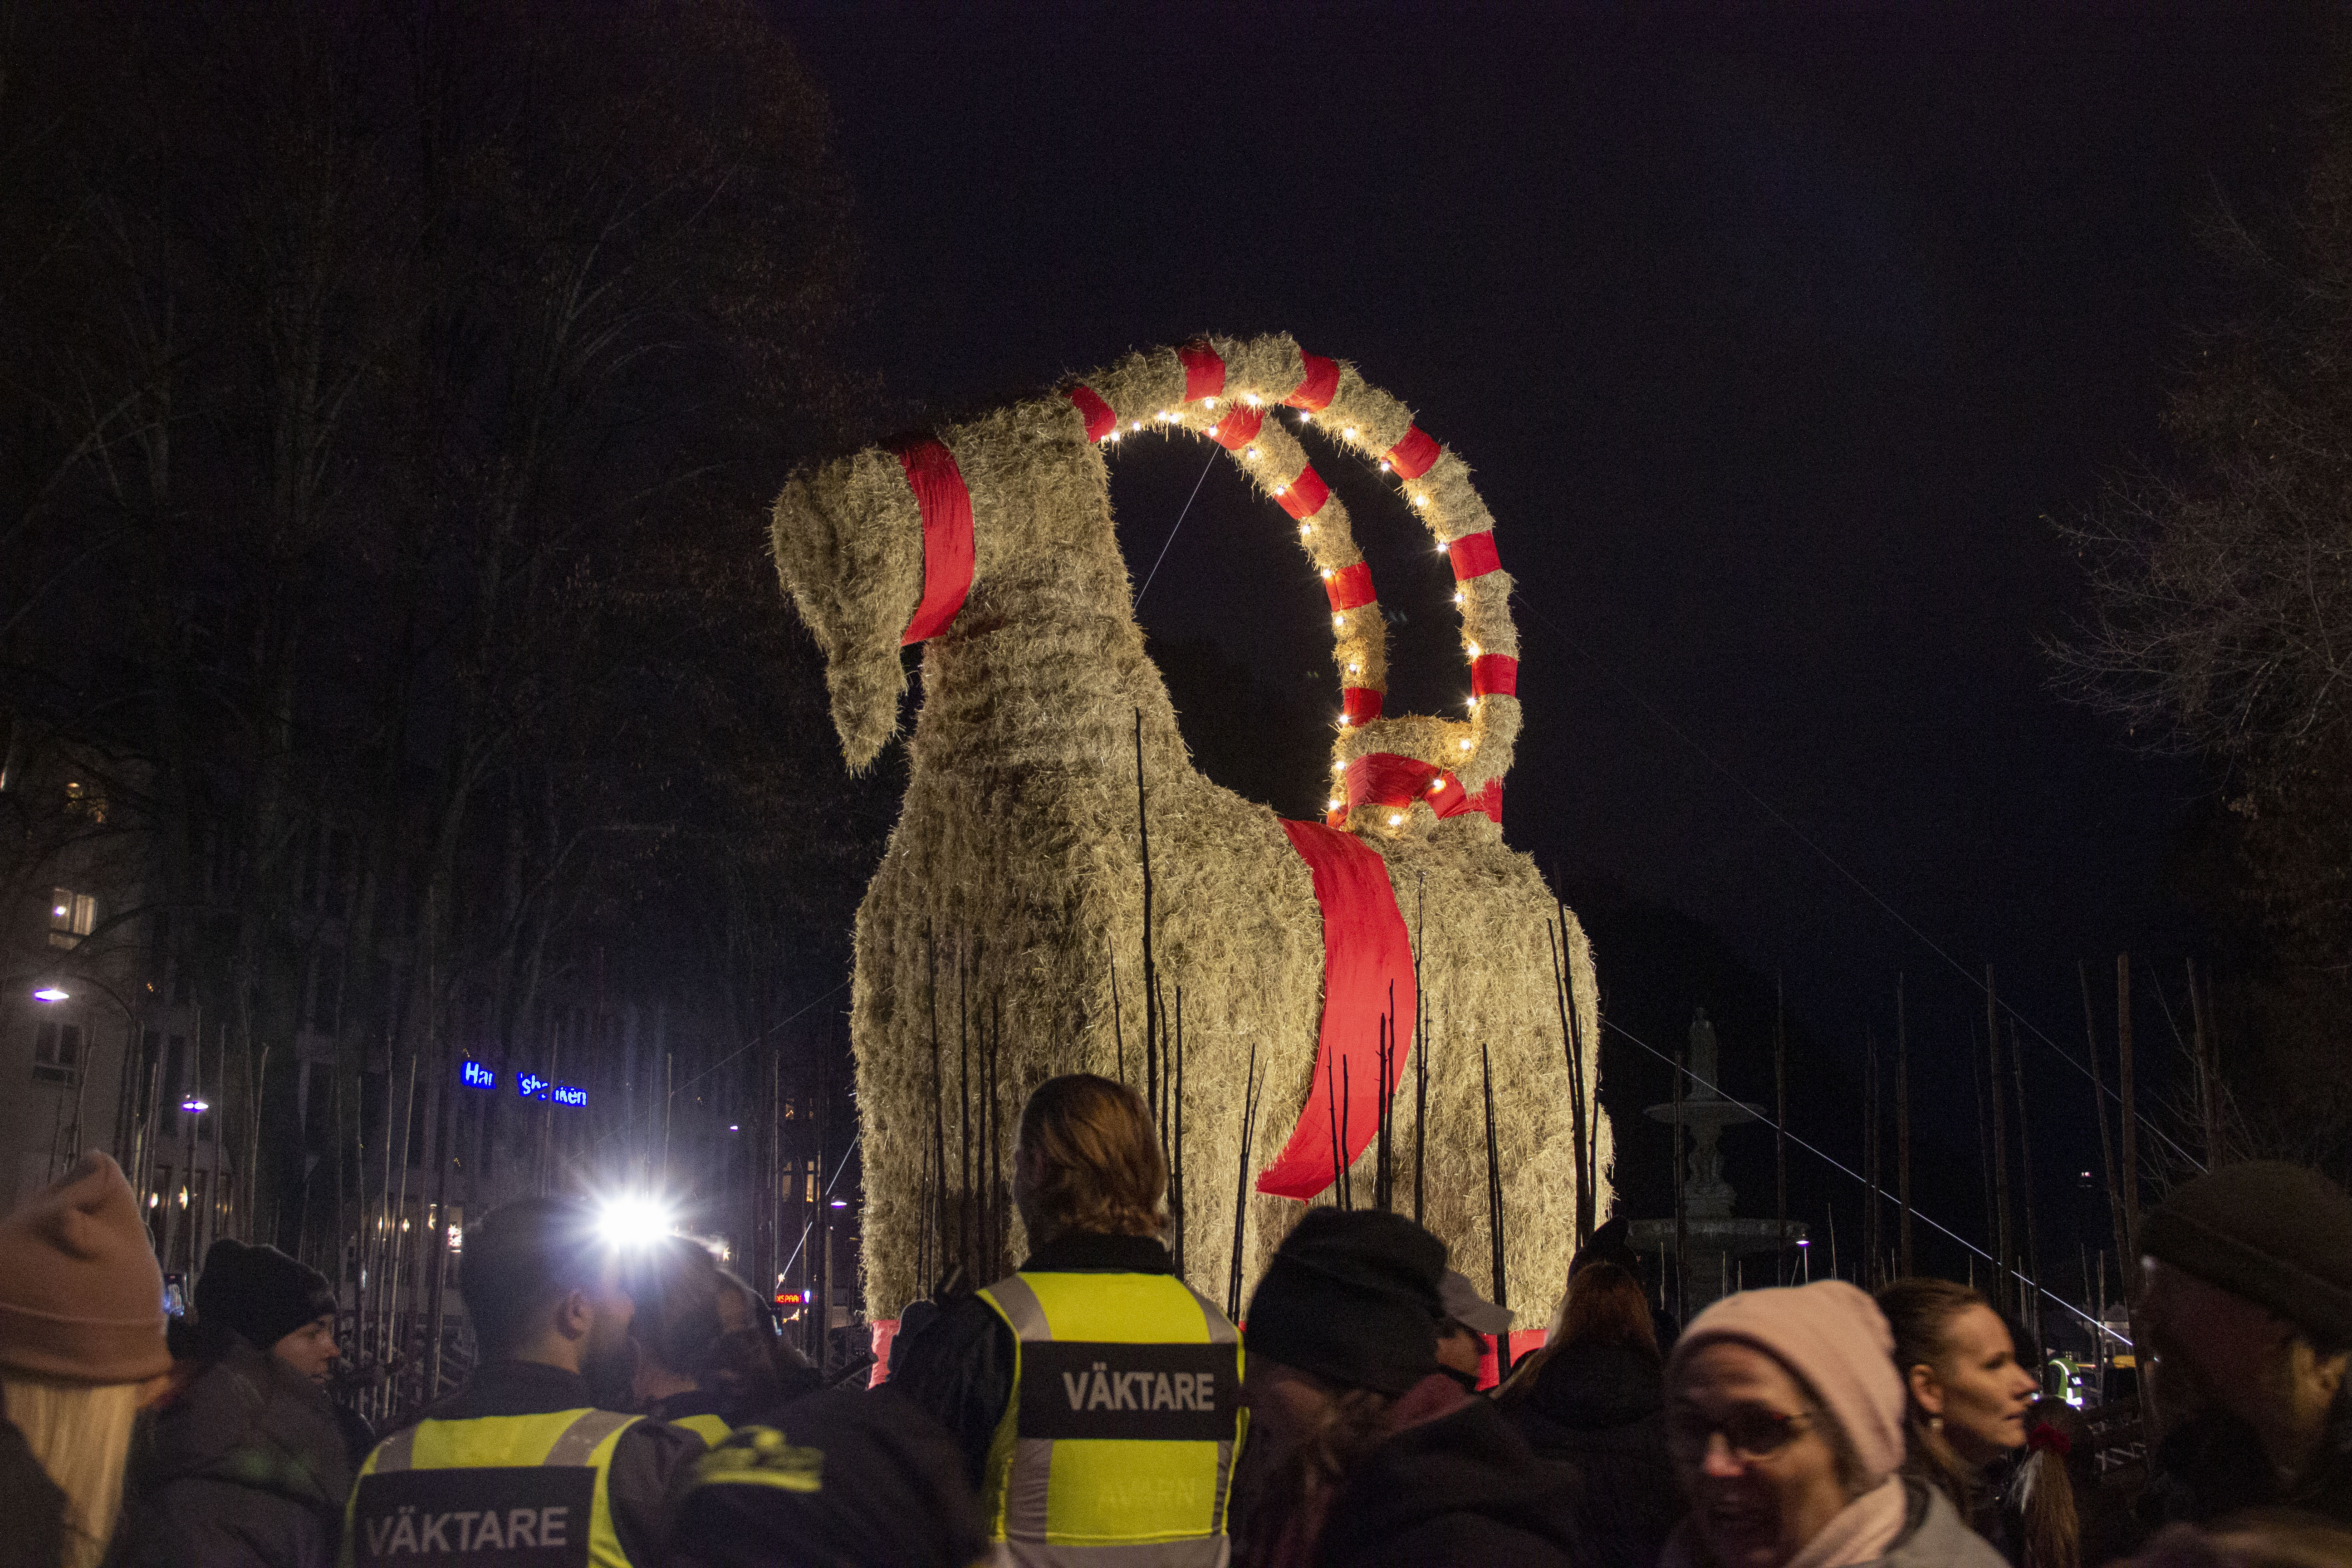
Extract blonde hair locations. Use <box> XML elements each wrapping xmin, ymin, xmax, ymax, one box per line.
<box><xmin>1014</xmin><ymin>1075</ymin><xmax>1167</xmax><ymax>1241</ymax></box>
<box><xmin>2</xmin><ymin>1376</ymin><xmax>142</xmax><ymax>1568</ymax></box>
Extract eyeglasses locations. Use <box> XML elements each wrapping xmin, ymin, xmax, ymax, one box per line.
<box><xmin>1666</xmin><ymin>1405</ymin><xmax>1815</xmax><ymax>1464</ymax></box>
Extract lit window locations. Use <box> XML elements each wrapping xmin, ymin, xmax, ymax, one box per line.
<box><xmin>33</xmin><ymin>1020</ymin><xmax>81</xmax><ymax>1085</ymax></box>
<box><xmin>48</xmin><ymin>888</ymin><xmax>95</xmax><ymax>948</ymax></box>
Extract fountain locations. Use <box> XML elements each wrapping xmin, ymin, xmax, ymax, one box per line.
<box><xmin>1628</xmin><ymin>1007</ymin><xmax>1806</xmax><ymax>1313</ymax></box>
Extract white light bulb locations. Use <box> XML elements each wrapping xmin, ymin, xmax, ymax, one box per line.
<box><xmin>1320</xmin><ymin>567</ymin><xmax>1333</xmax><ymax>579</ymax></box>
<box><xmin>1348</xmin><ymin>662</ymin><xmax>1361</xmax><ymax>673</ymax></box>
<box><xmin>1343</xmin><ymin>426</ymin><xmax>1357</xmax><ymax>439</ymax></box>
<box><xmin>1466</xmin><ymin>696</ymin><xmax>1480</xmax><ymax>710</ymax></box>
<box><xmin>1380</xmin><ymin>461</ymin><xmax>1392</xmax><ymax>472</ymax></box>
<box><xmin>1245</xmin><ymin>446</ymin><xmax>1260</xmax><ymax>460</ymax></box>
<box><xmin>1468</xmin><ymin>643</ymin><xmax>1481</xmax><ymax>658</ymax></box>
<box><xmin>1413</xmin><ymin>494</ymin><xmax>1428</xmax><ymax>508</ymax></box>
<box><xmin>1205</xmin><ymin>396</ymin><xmax>1218</xmax><ymax>407</ymax></box>
<box><xmin>1330</xmin><ymin>797</ymin><xmax>1344</xmax><ymax>810</ymax></box>
<box><xmin>1338</xmin><ymin>714</ymin><xmax>1352</xmax><ymax>727</ymax></box>
<box><xmin>1299</xmin><ymin>411</ymin><xmax>1312</xmax><ymax>423</ymax></box>
<box><xmin>1131</xmin><ymin>420</ymin><xmax>1143</xmax><ymax>432</ymax></box>
<box><xmin>1388</xmin><ymin>813</ymin><xmax>1403</xmax><ymax>827</ymax></box>
<box><xmin>1300</xmin><ymin>522</ymin><xmax>1314</xmax><ymax>535</ymax></box>
<box><xmin>1459</xmin><ymin>738</ymin><xmax>1473</xmax><ymax>751</ymax></box>
<box><xmin>1453</xmin><ymin>591</ymin><xmax>1466</xmax><ymax>605</ymax></box>
<box><xmin>1274</xmin><ymin>484</ymin><xmax>1287</xmax><ymax>496</ymax></box>
<box><xmin>1245</xmin><ymin>393</ymin><xmax>1262</xmax><ymax>407</ymax></box>
<box><xmin>1334</xmin><ymin>613</ymin><xmax>1346</xmax><ymax>627</ymax></box>
<box><xmin>1333</xmin><ymin>759</ymin><xmax>1347</xmax><ymax>773</ymax></box>
<box><xmin>1430</xmin><ymin>780</ymin><xmax>1444</xmax><ymax>794</ymax></box>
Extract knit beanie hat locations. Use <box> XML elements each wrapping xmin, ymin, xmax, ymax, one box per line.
<box><xmin>1244</xmin><ymin>1209</ymin><xmax>1446</xmax><ymax>1396</ymax></box>
<box><xmin>0</xmin><ymin>1152</ymin><xmax>169</xmax><ymax>1383</ymax></box>
<box><xmin>1668</xmin><ymin>1281</ymin><xmax>1906</xmax><ymax>1485</ymax></box>
<box><xmin>2142</xmin><ymin>1161</ymin><xmax>2352</xmax><ymax>1347</ymax></box>
<box><xmin>195</xmin><ymin>1238</ymin><xmax>336</xmax><ymax>1354</ymax></box>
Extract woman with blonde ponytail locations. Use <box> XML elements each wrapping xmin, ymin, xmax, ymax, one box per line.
<box><xmin>1877</xmin><ymin>1279</ymin><xmax>2074</xmax><ymax>1568</ymax></box>
<box><xmin>0</xmin><ymin>1153</ymin><xmax>174</xmax><ymax>1568</ymax></box>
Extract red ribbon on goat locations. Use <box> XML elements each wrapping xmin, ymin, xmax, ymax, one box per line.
<box><xmin>1342</xmin><ymin>686</ymin><xmax>1382</xmax><ymax>726</ymax></box>
<box><xmin>1286</xmin><ymin>352</ymin><xmax>1339</xmax><ymax>412</ymax></box>
<box><xmin>895</xmin><ymin>438</ymin><xmax>975</xmax><ymax>646</ymax></box>
<box><xmin>1323</xmin><ymin>562</ymin><xmax>1375</xmax><ymax>612</ymax></box>
<box><xmin>1212</xmin><ymin>405</ymin><xmax>1265</xmax><ymax>450</ymax></box>
<box><xmin>1385</xmin><ymin>426</ymin><xmax>1441</xmax><ymax>480</ymax></box>
<box><xmin>1447</xmin><ymin>530</ymin><xmax>1502</xmax><ymax>581</ymax></box>
<box><xmin>1178</xmin><ymin>342</ymin><xmax>1226</xmax><ymax>402</ymax></box>
<box><xmin>1471</xmin><ymin>655</ymin><xmax>1518</xmax><ymax>697</ymax></box>
<box><xmin>1257</xmin><ymin>821</ymin><xmax>1417</xmax><ymax>1201</ymax></box>
<box><xmin>1070</xmin><ymin>385</ymin><xmax>1117</xmax><ymax>443</ymax></box>
<box><xmin>1278</xmin><ymin>466</ymin><xmax>1332</xmax><ymax>521</ymax></box>
<box><xmin>1343</xmin><ymin>752</ymin><xmax>1503</xmax><ymax>824</ymax></box>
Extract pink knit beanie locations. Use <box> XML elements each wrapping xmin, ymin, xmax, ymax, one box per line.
<box><xmin>0</xmin><ymin>1152</ymin><xmax>170</xmax><ymax>1383</ymax></box>
<box><xmin>1667</xmin><ymin>1280</ymin><xmax>1906</xmax><ymax>1483</ymax></box>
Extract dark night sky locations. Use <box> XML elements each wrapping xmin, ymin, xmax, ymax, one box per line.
<box><xmin>785</xmin><ymin>4</ymin><xmax>2328</xmax><ymax>1303</ymax></box>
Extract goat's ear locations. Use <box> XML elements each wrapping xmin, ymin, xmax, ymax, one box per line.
<box><xmin>770</xmin><ymin>449</ymin><xmax>924</xmax><ymax>772</ymax></box>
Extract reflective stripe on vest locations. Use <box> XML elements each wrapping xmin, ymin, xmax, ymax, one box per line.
<box><xmin>976</xmin><ymin>1269</ymin><xmax>1244</xmax><ymax>1568</ymax></box>
<box><xmin>673</xmin><ymin>1412</ymin><xmax>734</xmax><ymax>1448</ymax></box>
<box><xmin>340</xmin><ymin>1407</ymin><xmax>642</xmax><ymax>1568</ymax></box>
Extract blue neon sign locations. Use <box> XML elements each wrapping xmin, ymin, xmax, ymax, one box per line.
<box><xmin>460</xmin><ymin>1060</ymin><xmax>495</xmax><ymax>1090</ymax></box>
<box><xmin>516</xmin><ymin>1073</ymin><xmax>588</xmax><ymax>1108</ymax></box>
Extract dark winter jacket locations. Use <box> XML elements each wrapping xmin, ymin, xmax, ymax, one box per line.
<box><xmin>0</xmin><ymin>1415</ymin><xmax>67</xmax><ymax>1568</ymax></box>
<box><xmin>1662</xmin><ymin>1476</ymin><xmax>2004</xmax><ymax>1568</ymax></box>
<box><xmin>1311</xmin><ymin>1373</ymin><xmax>1583</xmax><ymax>1568</ymax></box>
<box><xmin>666</xmin><ymin>1385</ymin><xmax>992</xmax><ymax>1568</ymax></box>
<box><xmin>1502</xmin><ymin>1340</ymin><xmax>1683</xmax><ymax>1568</ymax></box>
<box><xmin>2136</xmin><ymin>1390</ymin><xmax>2352</xmax><ymax>1539</ymax></box>
<box><xmin>888</xmin><ymin>1230</ymin><xmax>1175</xmax><ymax>1492</ymax></box>
<box><xmin>123</xmin><ymin>1337</ymin><xmax>353</xmax><ymax>1568</ymax></box>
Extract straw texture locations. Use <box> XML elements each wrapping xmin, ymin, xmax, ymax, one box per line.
<box><xmin>769</xmin><ymin>333</ymin><xmax>1609</xmax><ymax>1319</ymax></box>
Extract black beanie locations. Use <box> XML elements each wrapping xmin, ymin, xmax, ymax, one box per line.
<box><xmin>195</xmin><ymin>1238</ymin><xmax>336</xmax><ymax>1354</ymax></box>
<box><xmin>2142</xmin><ymin>1161</ymin><xmax>2352</xmax><ymax>1347</ymax></box>
<box><xmin>1244</xmin><ymin>1209</ymin><xmax>1446</xmax><ymax>1396</ymax></box>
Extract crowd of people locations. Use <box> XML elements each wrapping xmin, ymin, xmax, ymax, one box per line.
<box><xmin>0</xmin><ymin>1073</ymin><xmax>2345</xmax><ymax>1568</ymax></box>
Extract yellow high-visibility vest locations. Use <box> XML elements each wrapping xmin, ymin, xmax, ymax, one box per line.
<box><xmin>975</xmin><ymin>1268</ymin><xmax>1245</xmax><ymax>1568</ymax></box>
<box><xmin>341</xmin><ymin>1406</ymin><xmax>642</xmax><ymax>1568</ymax></box>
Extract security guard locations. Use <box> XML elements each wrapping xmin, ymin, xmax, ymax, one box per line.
<box><xmin>340</xmin><ymin>1197</ymin><xmax>699</xmax><ymax>1568</ymax></box>
<box><xmin>893</xmin><ymin>1073</ymin><xmax>1245</xmax><ymax>1567</ymax></box>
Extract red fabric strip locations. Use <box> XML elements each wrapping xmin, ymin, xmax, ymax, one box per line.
<box><xmin>1178</xmin><ymin>342</ymin><xmax>1226</xmax><ymax>402</ymax></box>
<box><xmin>1425</xmin><ymin>773</ymin><xmax>1468</xmax><ymax>816</ymax></box>
<box><xmin>1345</xmin><ymin>751</ymin><xmax>1440</xmax><ymax>811</ymax></box>
<box><xmin>895</xmin><ymin>439</ymin><xmax>975</xmax><ymax>646</ymax></box>
<box><xmin>1213</xmin><ymin>405</ymin><xmax>1266</xmax><ymax>450</ymax></box>
<box><xmin>1447</xmin><ymin>530</ymin><xmax>1503</xmax><ymax>580</ymax></box>
<box><xmin>1476</xmin><ymin>1330</ymin><xmax>1550</xmax><ymax>1392</ymax></box>
<box><xmin>1342</xmin><ymin>686</ymin><xmax>1383</xmax><ymax>726</ymax></box>
<box><xmin>1285</xmin><ymin>352</ymin><xmax>1339</xmax><ymax>412</ymax></box>
<box><xmin>1471</xmin><ymin>654</ymin><xmax>1519</xmax><ymax>697</ymax></box>
<box><xmin>1386</xmin><ymin>426</ymin><xmax>1441</xmax><ymax>480</ymax></box>
<box><xmin>1258</xmin><ymin>821</ymin><xmax>1418</xmax><ymax>1201</ymax></box>
<box><xmin>1278</xmin><ymin>466</ymin><xmax>1331</xmax><ymax>521</ymax></box>
<box><xmin>1323</xmin><ymin>562</ymin><xmax>1375</xmax><ymax>612</ymax></box>
<box><xmin>1443</xmin><ymin>778</ymin><xmax>1502</xmax><ymax>823</ymax></box>
<box><xmin>1070</xmin><ymin>386</ymin><xmax>1117</xmax><ymax>443</ymax></box>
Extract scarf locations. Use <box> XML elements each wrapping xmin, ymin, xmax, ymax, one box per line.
<box><xmin>1662</xmin><ymin>1476</ymin><xmax>1910</xmax><ymax>1568</ymax></box>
